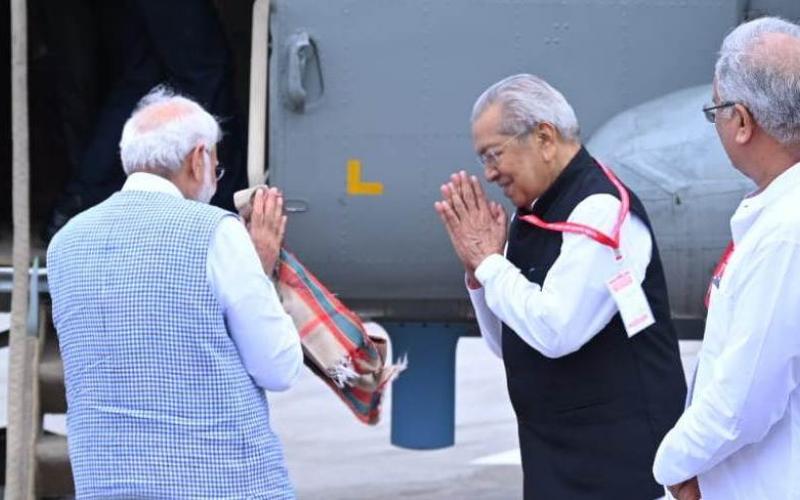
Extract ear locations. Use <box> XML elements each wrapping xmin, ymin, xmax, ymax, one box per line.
<box><xmin>536</xmin><ymin>123</ymin><xmax>559</xmax><ymax>162</ymax></box>
<box><xmin>188</xmin><ymin>143</ymin><xmax>206</xmax><ymax>181</ymax></box>
<box><xmin>734</xmin><ymin>104</ymin><xmax>755</xmax><ymax>145</ymax></box>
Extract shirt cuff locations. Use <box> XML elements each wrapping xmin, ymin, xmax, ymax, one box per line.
<box><xmin>464</xmin><ymin>272</ymin><xmax>482</xmax><ymax>290</ymax></box>
<box><xmin>652</xmin><ymin>428</ymin><xmax>695</xmax><ymax>486</ymax></box>
<box><xmin>467</xmin><ymin>280</ymin><xmax>485</xmax><ymax>300</ymax></box>
<box><xmin>474</xmin><ymin>254</ymin><xmax>509</xmax><ymax>286</ymax></box>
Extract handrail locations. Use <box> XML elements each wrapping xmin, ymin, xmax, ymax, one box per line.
<box><xmin>26</xmin><ymin>258</ymin><xmax>40</xmax><ymax>337</ymax></box>
<box><xmin>246</xmin><ymin>0</ymin><xmax>271</xmax><ymax>187</ymax></box>
<box><xmin>8</xmin><ymin>0</ymin><xmax>38</xmax><ymax>496</ymax></box>
<box><xmin>0</xmin><ymin>266</ymin><xmax>49</xmax><ymax>294</ymax></box>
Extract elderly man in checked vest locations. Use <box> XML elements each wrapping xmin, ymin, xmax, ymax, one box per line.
<box><xmin>47</xmin><ymin>86</ymin><xmax>303</xmax><ymax>499</ymax></box>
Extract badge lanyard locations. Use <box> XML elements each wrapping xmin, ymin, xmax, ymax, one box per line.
<box><xmin>516</xmin><ymin>162</ymin><xmax>655</xmax><ymax>337</ymax></box>
<box><xmin>704</xmin><ymin>241</ymin><xmax>734</xmax><ymax>309</ymax></box>
<box><xmin>517</xmin><ymin>161</ymin><xmax>630</xmax><ymax>259</ymax></box>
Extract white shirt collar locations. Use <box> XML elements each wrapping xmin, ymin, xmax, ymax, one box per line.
<box><xmin>121</xmin><ymin>172</ymin><xmax>185</xmax><ymax>199</ymax></box>
<box><xmin>731</xmin><ymin>162</ymin><xmax>800</xmax><ymax>243</ymax></box>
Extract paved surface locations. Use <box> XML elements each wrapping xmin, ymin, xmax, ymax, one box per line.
<box><xmin>269</xmin><ymin>335</ymin><xmax>701</xmax><ymax>500</ymax></box>
<box><xmin>0</xmin><ymin>320</ymin><xmax>701</xmax><ymax>499</ymax></box>
<box><xmin>271</xmin><ymin>336</ymin><xmax>523</xmax><ymax>499</ymax></box>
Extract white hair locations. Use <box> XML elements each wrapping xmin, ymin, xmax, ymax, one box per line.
<box><xmin>715</xmin><ymin>17</ymin><xmax>800</xmax><ymax>145</ymax></box>
<box><xmin>471</xmin><ymin>74</ymin><xmax>580</xmax><ymax>141</ymax></box>
<box><xmin>119</xmin><ymin>86</ymin><xmax>221</xmax><ymax>175</ymax></box>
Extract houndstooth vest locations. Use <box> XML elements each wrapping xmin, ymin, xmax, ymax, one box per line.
<box><xmin>47</xmin><ymin>190</ymin><xmax>294</xmax><ymax>499</ymax></box>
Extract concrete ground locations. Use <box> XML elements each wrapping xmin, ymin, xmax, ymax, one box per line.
<box><xmin>0</xmin><ymin>318</ymin><xmax>701</xmax><ymax>500</ymax></box>
<box><xmin>270</xmin><ymin>336</ymin><xmax>522</xmax><ymax>500</ymax></box>
<box><xmin>269</xmin><ymin>334</ymin><xmax>701</xmax><ymax>500</ymax></box>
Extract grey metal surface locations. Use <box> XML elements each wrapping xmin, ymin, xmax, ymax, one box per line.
<box><xmin>269</xmin><ymin>0</ymin><xmax>797</xmax><ymax>320</ymax></box>
<box><xmin>748</xmin><ymin>0</ymin><xmax>800</xmax><ymax>21</ymax></box>
<box><xmin>268</xmin><ymin>0</ymin><xmax>744</xmax><ymax>317</ymax></box>
<box><xmin>588</xmin><ymin>84</ymin><xmax>753</xmax><ymax>320</ymax></box>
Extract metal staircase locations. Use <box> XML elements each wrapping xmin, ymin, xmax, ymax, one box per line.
<box><xmin>2</xmin><ymin>266</ymin><xmax>73</xmax><ymax>499</ymax></box>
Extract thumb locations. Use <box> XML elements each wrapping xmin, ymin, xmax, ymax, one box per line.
<box><xmin>492</xmin><ymin>201</ymin><xmax>507</xmax><ymax>225</ymax></box>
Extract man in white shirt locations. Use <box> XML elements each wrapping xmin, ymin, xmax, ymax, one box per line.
<box><xmin>47</xmin><ymin>86</ymin><xmax>302</xmax><ymax>498</ymax></box>
<box><xmin>653</xmin><ymin>17</ymin><xmax>800</xmax><ymax>500</ymax></box>
<box><xmin>435</xmin><ymin>74</ymin><xmax>686</xmax><ymax>499</ymax></box>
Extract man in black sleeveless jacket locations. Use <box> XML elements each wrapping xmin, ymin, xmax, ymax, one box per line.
<box><xmin>435</xmin><ymin>74</ymin><xmax>686</xmax><ymax>499</ymax></box>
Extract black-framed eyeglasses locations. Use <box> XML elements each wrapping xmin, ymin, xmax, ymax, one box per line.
<box><xmin>477</xmin><ymin>130</ymin><xmax>529</xmax><ymax>168</ymax></box>
<box><xmin>702</xmin><ymin>101</ymin><xmax>736</xmax><ymax>123</ymax></box>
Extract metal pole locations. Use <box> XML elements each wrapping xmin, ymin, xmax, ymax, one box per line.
<box><xmin>247</xmin><ymin>0</ymin><xmax>271</xmax><ymax>187</ymax></box>
<box><xmin>385</xmin><ymin>323</ymin><xmax>468</xmax><ymax>450</ymax></box>
<box><xmin>7</xmin><ymin>0</ymin><xmax>38</xmax><ymax>497</ymax></box>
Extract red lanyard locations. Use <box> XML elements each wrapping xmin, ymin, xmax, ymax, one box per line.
<box><xmin>704</xmin><ymin>241</ymin><xmax>734</xmax><ymax>309</ymax></box>
<box><xmin>518</xmin><ymin>162</ymin><xmax>630</xmax><ymax>258</ymax></box>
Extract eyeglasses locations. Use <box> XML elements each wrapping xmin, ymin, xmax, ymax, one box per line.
<box><xmin>702</xmin><ymin>101</ymin><xmax>736</xmax><ymax>123</ymax></box>
<box><xmin>477</xmin><ymin>130</ymin><xmax>530</xmax><ymax>168</ymax></box>
<box><xmin>202</xmin><ymin>150</ymin><xmax>225</xmax><ymax>181</ymax></box>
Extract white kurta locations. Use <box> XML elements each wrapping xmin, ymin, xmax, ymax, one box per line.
<box><xmin>468</xmin><ymin>193</ymin><xmax>653</xmax><ymax>359</ymax></box>
<box><xmin>653</xmin><ymin>163</ymin><xmax>800</xmax><ymax>499</ymax></box>
<box><xmin>122</xmin><ymin>173</ymin><xmax>302</xmax><ymax>391</ymax></box>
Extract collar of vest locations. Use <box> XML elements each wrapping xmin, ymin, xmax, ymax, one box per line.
<box><xmin>517</xmin><ymin>146</ymin><xmax>594</xmax><ymax>217</ymax></box>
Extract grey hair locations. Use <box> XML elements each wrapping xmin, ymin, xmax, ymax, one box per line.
<box><xmin>715</xmin><ymin>16</ymin><xmax>800</xmax><ymax>145</ymax></box>
<box><xmin>119</xmin><ymin>86</ymin><xmax>221</xmax><ymax>175</ymax></box>
<box><xmin>471</xmin><ymin>74</ymin><xmax>580</xmax><ymax>140</ymax></box>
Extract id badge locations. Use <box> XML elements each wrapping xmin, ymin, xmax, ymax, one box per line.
<box><xmin>606</xmin><ymin>267</ymin><xmax>655</xmax><ymax>337</ymax></box>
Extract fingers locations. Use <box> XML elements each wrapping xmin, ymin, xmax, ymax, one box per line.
<box><xmin>448</xmin><ymin>172</ymin><xmax>464</xmax><ymax>200</ymax></box>
<box><xmin>470</xmin><ymin>174</ymin><xmax>490</xmax><ymax>212</ymax></box>
<box><xmin>488</xmin><ymin>201</ymin><xmax>498</xmax><ymax>218</ymax></box>
<box><xmin>250</xmin><ymin>188</ymin><xmax>266</xmax><ymax>229</ymax></box>
<box><xmin>263</xmin><ymin>187</ymin><xmax>277</xmax><ymax>221</ymax></box>
<box><xmin>248</xmin><ymin>187</ymin><xmax>286</xmax><ymax>275</ymax></box>
<box><xmin>434</xmin><ymin>203</ymin><xmax>453</xmax><ymax>237</ymax></box>
<box><xmin>272</xmin><ymin>191</ymin><xmax>284</xmax><ymax>229</ymax></box>
<box><xmin>443</xmin><ymin>172</ymin><xmax>468</xmax><ymax>215</ymax></box>
<box><xmin>456</xmin><ymin>171</ymin><xmax>479</xmax><ymax>211</ymax></box>
<box><xmin>678</xmin><ymin>479</ymin><xmax>701</xmax><ymax>500</ymax></box>
<box><xmin>440</xmin><ymin>183</ymin><xmax>455</xmax><ymax>211</ymax></box>
<box><xmin>458</xmin><ymin>171</ymin><xmax>488</xmax><ymax>214</ymax></box>
<box><xmin>440</xmin><ymin>183</ymin><xmax>463</xmax><ymax>222</ymax></box>
<box><xmin>443</xmin><ymin>171</ymin><xmax>491</xmax><ymax>219</ymax></box>
<box><xmin>669</xmin><ymin>480</ymin><xmax>699</xmax><ymax>500</ymax></box>
<box><xmin>437</xmin><ymin>170</ymin><xmax>500</xmax><ymax>228</ymax></box>
<box><xmin>490</xmin><ymin>201</ymin><xmax>507</xmax><ymax>226</ymax></box>
<box><xmin>434</xmin><ymin>200</ymin><xmax>460</xmax><ymax>232</ymax></box>
<box><xmin>447</xmin><ymin>176</ymin><xmax>469</xmax><ymax>218</ymax></box>
<box><xmin>249</xmin><ymin>187</ymin><xmax>287</xmax><ymax>235</ymax></box>
<box><xmin>277</xmin><ymin>214</ymin><xmax>287</xmax><ymax>246</ymax></box>
<box><xmin>256</xmin><ymin>188</ymin><xmax>283</xmax><ymax>226</ymax></box>
<box><xmin>238</xmin><ymin>202</ymin><xmax>253</xmax><ymax>223</ymax></box>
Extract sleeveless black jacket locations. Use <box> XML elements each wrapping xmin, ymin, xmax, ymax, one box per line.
<box><xmin>501</xmin><ymin>147</ymin><xmax>686</xmax><ymax>499</ymax></box>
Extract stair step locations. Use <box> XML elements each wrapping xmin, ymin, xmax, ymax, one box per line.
<box><xmin>35</xmin><ymin>433</ymin><xmax>74</xmax><ymax>497</ymax></box>
<box><xmin>39</xmin><ymin>342</ymin><xmax>67</xmax><ymax>414</ymax></box>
